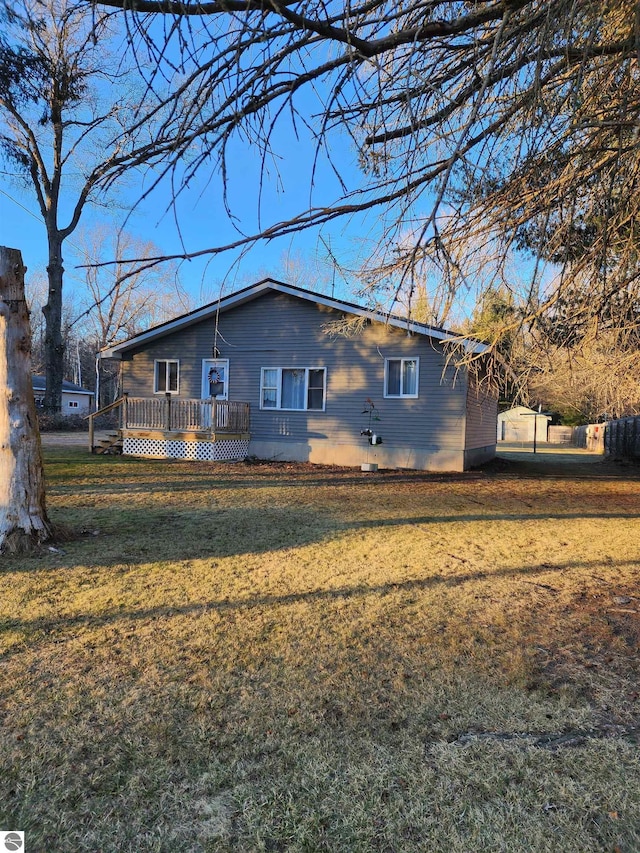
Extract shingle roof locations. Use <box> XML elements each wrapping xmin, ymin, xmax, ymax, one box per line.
<box><xmin>32</xmin><ymin>375</ymin><xmax>94</xmax><ymax>395</ymax></box>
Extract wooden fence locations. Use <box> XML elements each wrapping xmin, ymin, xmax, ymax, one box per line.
<box><xmin>547</xmin><ymin>425</ymin><xmax>573</xmax><ymax>445</ymax></box>
<box><xmin>572</xmin><ymin>423</ymin><xmax>606</xmax><ymax>453</ymax></box>
<box><xmin>571</xmin><ymin>417</ymin><xmax>640</xmax><ymax>457</ymax></box>
<box><xmin>603</xmin><ymin>416</ymin><xmax>640</xmax><ymax>459</ymax></box>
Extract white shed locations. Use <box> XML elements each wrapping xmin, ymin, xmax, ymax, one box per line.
<box><xmin>32</xmin><ymin>376</ymin><xmax>95</xmax><ymax>415</ymax></box>
<box><xmin>497</xmin><ymin>406</ymin><xmax>551</xmax><ymax>443</ymax></box>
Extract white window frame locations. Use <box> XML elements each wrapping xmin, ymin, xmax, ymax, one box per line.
<box><xmin>154</xmin><ymin>359</ymin><xmax>180</xmax><ymax>394</ymax></box>
<box><xmin>384</xmin><ymin>357</ymin><xmax>419</xmax><ymax>399</ymax></box>
<box><xmin>68</xmin><ymin>400</ymin><xmax>79</xmax><ymax>409</ymax></box>
<box><xmin>260</xmin><ymin>367</ymin><xmax>327</xmax><ymax>411</ymax></box>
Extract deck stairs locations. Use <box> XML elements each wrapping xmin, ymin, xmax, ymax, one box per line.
<box><xmin>93</xmin><ymin>431</ymin><xmax>123</xmax><ymax>455</ymax></box>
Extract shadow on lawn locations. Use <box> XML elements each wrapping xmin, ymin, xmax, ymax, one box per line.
<box><xmin>5</xmin><ymin>499</ymin><xmax>640</xmax><ymax>574</ymax></box>
<box><xmin>42</xmin><ymin>447</ymin><xmax>640</xmax><ymax>493</ymax></box>
<box><xmin>2</xmin><ymin>556</ymin><xmax>637</xmax><ymax>643</ymax></box>
<box><xmin>8</xmin><ymin>503</ymin><xmax>640</xmax><ymax>573</ymax></box>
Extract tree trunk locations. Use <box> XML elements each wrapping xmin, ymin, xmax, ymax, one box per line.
<box><xmin>43</xmin><ymin>234</ymin><xmax>65</xmax><ymax>414</ymax></box>
<box><xmin>0</xmin><ymin>246</ymin><xmax>51</xmax><ymax>554</ymax></box>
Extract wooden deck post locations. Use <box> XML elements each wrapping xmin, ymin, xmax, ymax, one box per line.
<box><xmin>165</xmin><ymin>392</ymin><xmax>172</xmax><ymax>431</ymax></box>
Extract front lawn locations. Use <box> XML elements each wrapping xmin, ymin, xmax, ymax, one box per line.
<box><xmin>1</xmin><ymin>450</ymin><xmax>639</xmax><ymax>851</ymax></box>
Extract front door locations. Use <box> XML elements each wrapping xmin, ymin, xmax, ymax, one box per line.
<box><xmin>201</xmin><ymin>359</ymin><xmax>229</xmax><ymax>401</ymax></box>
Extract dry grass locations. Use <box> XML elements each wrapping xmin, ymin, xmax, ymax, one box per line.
<box><xmin>1</xmin><ymin>450</ymin><xmax>640</xmax><ymax>852</ymax></box>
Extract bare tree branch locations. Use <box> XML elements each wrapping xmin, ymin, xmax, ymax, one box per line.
<box><xmin>70</xmin><ymin>0</ymin><xmax>640</xmax><ymax>394</ymax></box>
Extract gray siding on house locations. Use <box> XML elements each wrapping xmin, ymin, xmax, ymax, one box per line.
<box><xmin>121</xmin><ymin>291</ymin><xmax>470</xmax><ymax>467</ymax></box>
<box><xmin>463</xmin><ymin>378</ymin><xmax>498</xmax><ymax>467</ymax></box>
<box><xmin>122</xmin><ymin>315</ymin><xmax>218</xmax><ymax>399</ymax></box>
<box><xmin>464</xmin><ymin>379</ymin><xmax>498</xmax><ymax>448</ymax></box>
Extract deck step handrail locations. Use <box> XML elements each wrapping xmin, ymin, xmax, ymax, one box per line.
<box><xmin>87</xmin><ymin>395</ymin><xmax>127</xmax><ymax>453</ymax></box>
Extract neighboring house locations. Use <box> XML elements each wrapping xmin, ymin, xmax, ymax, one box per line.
<box><xmin>497</xmin><ymin>406</ymin><xmax>551</xmax><ymax>443</ymax></box>
<box><xmin>99</xmin><ymin>279</ymin><xmax>498</xmax><ymax>471</ymax></box>
<box><xmin>32</xmin><ymin>376</ymin><xmax>94</xmax><ymax>415</ymax></box>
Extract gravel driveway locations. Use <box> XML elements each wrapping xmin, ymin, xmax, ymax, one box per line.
<box><xmin>40</xmin><ymin>430</ymin><xmax>108</xmax><ymax>448</ymax></box>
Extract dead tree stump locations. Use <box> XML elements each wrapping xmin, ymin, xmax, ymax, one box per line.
<box><xmin>0</xmin><ymin>246</ymin><xmax>51</xmax><ymax>554</ymax></box>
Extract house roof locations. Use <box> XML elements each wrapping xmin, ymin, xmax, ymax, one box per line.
<box><xmin>32</xmin><ymin>375</ymin><xmax>94</xmax><ymax>396</ymax></box>
<box><xmin>498</xmin><ymin>406</ymin><xmax>551</xmax><ymax>420</ymax></box>
<box><xmin>99</xmin><ymin>278</ymin><xmax>489</xmax><ymax>359</ymax></box>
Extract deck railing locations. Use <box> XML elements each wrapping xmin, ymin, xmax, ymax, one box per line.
<box><xmin>124</xmin><ymin>396</ymin><xmax>250</xmax><ymax>434</ymax></box>
<box><xmin>87</xmin><ymin>395</ymin><xmax>127</xmax><ymax>453</ymax></box>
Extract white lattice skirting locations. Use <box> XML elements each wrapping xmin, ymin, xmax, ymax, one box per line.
<box><xmin>123</xmin><ymin>437</ymin><xmax>249</xmax><ymax>462</ymax></box>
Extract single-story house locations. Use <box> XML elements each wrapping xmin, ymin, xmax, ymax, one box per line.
<box><xmin>99</xmin><ymin>279</ymin><xmax>498</xmax><ymax>471</ymax></box>
<box><xmin>497</xmin><ymin>406</ymin><xmax>551</xmax><ymax>442</ymax></box>
<box><xmin>32</xmin><ymin>375</ymin><xmax>94</xmax><ymax>415</ymax></box>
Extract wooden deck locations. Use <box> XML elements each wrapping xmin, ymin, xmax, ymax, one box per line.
<box><xmin>89</xmin><ymin>396</ymin><xmax>250</xmax><ymax>456</ymax></box>
<box><xmin>124</xmin><ymin>396</ymin><xmax>250</xmax><ymax>434</ymax></box>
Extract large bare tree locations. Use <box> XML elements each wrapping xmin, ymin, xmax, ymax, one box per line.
<box><xmin>0</xmin><ymin>246</ymin><xmax>50</xmax><ymax>553</ymax></box>
<box><xmin>74</xmin><ymin>227</ymin><xmax>191</xmax><ymax>349</ymax></box>
<box><xmin>0</xmin><ymin>0</ymin><xmax>185</xmax><ymax>412</ymax></box>
<box><xmin>86</xmin><ymin>0</ymin><xmax>640</xmax><ymax>359</ymax></box>
<box><xmin>73</xmin><ymin>226</ymin><xmax>192</xmax><ymax>406</ymax></box>
<box><xmin>528</xmin><ymin>335</ymin><xmax>640</xmax><ymax>423</ymax></box>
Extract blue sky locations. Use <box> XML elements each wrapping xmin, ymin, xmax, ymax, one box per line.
<box><xmin>0</xmin><ymin>95</ymin><xmax>375</xmax><ymax>309</ymax></box>
<box><xmin>0</xmin><ymin>13</ymin><xmax>463</xmax><ymax>321</ymax></box>
<box><xmin>0</xmin><ymin>8</ymin><xmax>557</xmax><ymax>340</ymax></box>
<box><xmin>0</xmin><ymin>121</ymin><xmax>541</xmax><ymax>328</ymax></box>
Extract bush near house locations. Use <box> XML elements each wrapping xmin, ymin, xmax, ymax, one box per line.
<box><xmin>37</xmin><ymin>413</ymin><xmax>89</xmax><ymax>432</ymax></box>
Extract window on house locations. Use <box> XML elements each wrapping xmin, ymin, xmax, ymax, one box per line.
<box><xmin>68</xmin><ymin>400</ymin><xmax>79</xmax><ymax>408</ymax></box>
<box><xmin>155</xmin><ymin>360</ymin><xmax>179</xmax><ymax>394</ymax></box>
<box><xmin>260</xmin><ymin>367</ymin><xmax>326</xmax><ymax>411</ymax></box>
<box><xmin>384</xmin><ymin>358</ymin><xmax>419</xmax><ymax>398</ymax></box>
